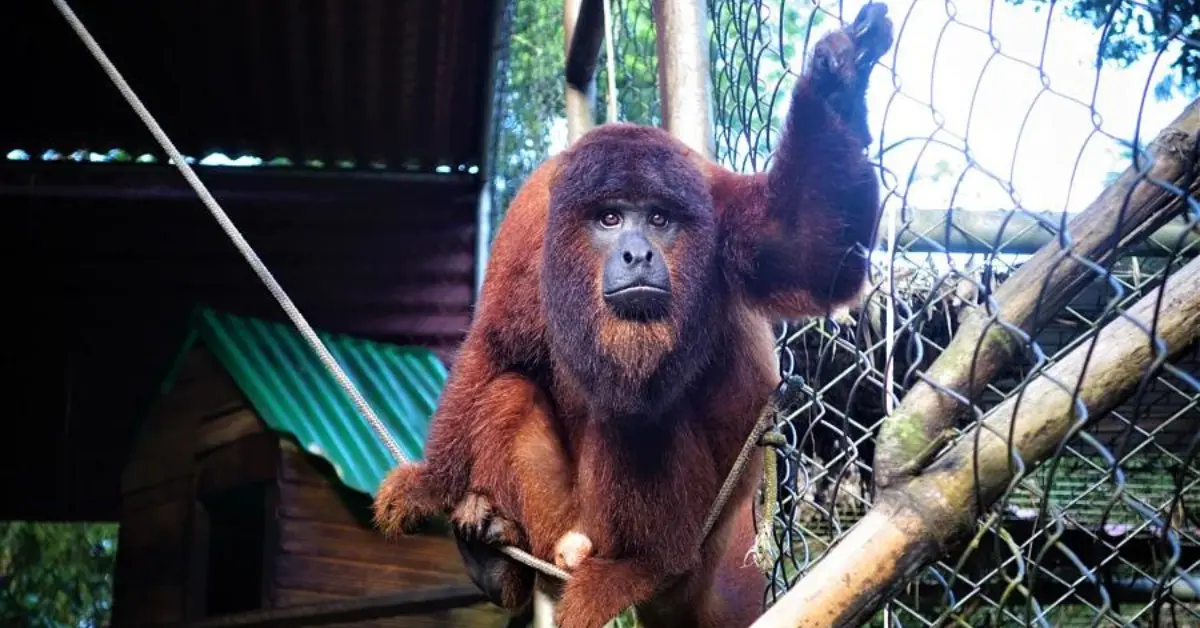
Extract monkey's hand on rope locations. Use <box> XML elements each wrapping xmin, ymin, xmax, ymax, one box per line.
<box><xmin>374</xmin><ymin>463</ymin><xmax>528</xmax><ymax>547</ymax></box>
<box><xmin>451</xmin><ymin>491</ymin><xmax>528</xmax><ymax>548</ymax></box>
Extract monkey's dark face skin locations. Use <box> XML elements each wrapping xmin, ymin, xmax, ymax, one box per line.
<box><xmin>592</xmin><ymin>198</ymin><xmax>678</xmax><ymax>321</ymax></box>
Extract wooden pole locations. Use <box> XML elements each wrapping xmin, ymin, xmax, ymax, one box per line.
<box><xmin>653</xmin><ymin>0</ymin><xmax>716</xmax><ymax>159</ymax></box>
<box><xmin>752</xmin><ymin>251</ymin><xmax>1200</xmax><ymax>628</ymax></box>
<box><xmin>874</xmin><ymin>96</ymin><xmax>1200</xmax><ymax>489</ymax></box>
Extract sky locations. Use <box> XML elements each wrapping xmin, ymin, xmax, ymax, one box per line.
<box><xmin>546</xmin><ymin>0</ymin><xmax>1192</xmax><ymax>222</ymax></box>
<box><xmin>843</xmin><ymin>0</ymin><xmax>1192</xmax><ymax>216</ymax></box>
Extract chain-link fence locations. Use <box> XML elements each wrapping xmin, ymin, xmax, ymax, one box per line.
<box><xmin>487</xmin><ymin>0</ymin><xmax>1199</xmax><ymax>625</ymax></box>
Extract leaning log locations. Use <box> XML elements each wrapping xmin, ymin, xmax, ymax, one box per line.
<box><xmin>874</xmin><ymin>96</ymin><xmax>1200</xmax><ymax>489</ymax></box>
<box><xmin>752</xmin><ymin>250</ymin><xmax>1200</xmax><ymax>628</ymax></box>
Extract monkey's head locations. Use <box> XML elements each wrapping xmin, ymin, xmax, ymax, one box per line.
<box><xmin>542</xmin><ymin>124</ymin><xmax>721</xmax><ymax>418</ymax></box>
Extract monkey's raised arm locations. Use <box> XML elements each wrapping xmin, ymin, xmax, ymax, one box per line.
<box><xmin>718</xmin><ymin>3</ymin><xmax>893</xmax><ymax>319</ymax></box>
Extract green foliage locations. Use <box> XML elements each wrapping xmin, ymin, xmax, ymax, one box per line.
<box><xmin>609</xmin><ymin>608</ymin><xmax>641</xmax><ymax>626</ymax></box>
<box><xmin>489</xmin><ymin>0</ymin><xmax>568</xmax><ymax>232</ymax></box>
<box><xmin>0</xmin><ymin>522</ymin><xmax>118</xmax><ymax>628</ymax></box>
<box><xmin>1006</xmin><ymin>0</ymin><xmax>1199</xmax><ymax>99</ymax></box>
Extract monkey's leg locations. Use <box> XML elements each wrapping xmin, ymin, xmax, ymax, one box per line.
<box><xmin>453</xmin><ymin>373</ymin><xmax>581</xmax><ymax>610</ymax></box>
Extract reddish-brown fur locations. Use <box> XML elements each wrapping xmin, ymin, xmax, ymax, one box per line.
<box><xmin>374</xmin><ymin>8</ymin><xmax>893</xmax><ymax>627</ymax></box>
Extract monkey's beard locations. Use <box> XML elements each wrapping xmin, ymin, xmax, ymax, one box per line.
<box><xmin>596</xmin><ymin>316</ymin><xmax>677</xmax><ymax>384</ymax></box>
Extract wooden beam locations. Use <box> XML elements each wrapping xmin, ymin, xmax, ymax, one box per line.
<box><xmin>653</xmin><ymin>0</ymin><xmax>715</xmax><ymax>158</ymax></box>
<box><xmin>0</xmin><ymin>162</ymin><xmax>479</xmax><ymax>204</ymax></box>
<box><xmin>184</xmin><ymin>585</ymin><xmax>487</xmax><ymax>627</ymax></box>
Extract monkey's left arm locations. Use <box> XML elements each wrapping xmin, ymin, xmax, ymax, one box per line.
<box><xmin>720</xmin><ymin>3</ymin><xmax>894</xmax><ymax>319</ymax></box>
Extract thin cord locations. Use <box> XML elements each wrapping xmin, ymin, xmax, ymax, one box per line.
<box><xmin>501</xmin><ymin>546</ymin><xmax>572</xmax><ymax>581</ymax></box>
<box><xmin>49</xmin><ymin>0</ymin><xmax>408</xmax><ymax>466</ymax></box>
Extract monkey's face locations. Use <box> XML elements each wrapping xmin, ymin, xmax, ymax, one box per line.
<box><xmin>590</xmin><ymin>198</ymin><xmax>678</xmax><ymax>321</ymax></box>
<box><xmin>542</xmin><ymin>124</ymin><xmax>720</xmax><ymax>398</ymax></box>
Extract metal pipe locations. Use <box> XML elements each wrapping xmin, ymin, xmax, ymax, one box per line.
<box><xmin>652</xmin><ymin>0</ymin><xmax>715</xmax><ymax>159</ymax></box>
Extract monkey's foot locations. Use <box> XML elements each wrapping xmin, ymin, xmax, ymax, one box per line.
<box><xmin>451</xmin><ymin>491</ymin><xmax>526</xmax><ymax>547</ymax></box>
<box><xmin>554</xmin><ymin>531</ymin><xmax>594</xmax><ymax>571</ymax></box>
<box><xmin>374</xmin><ymin>462</ymin><xmax>441</xmax><ymax>537</ymax></box>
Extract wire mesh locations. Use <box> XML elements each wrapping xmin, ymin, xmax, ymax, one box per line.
<box><xmin>703</xmin><ymin>1</ymin><xmax>1200</xmax><ymax>626</ymax></box>
<box><xmin>485</xmin><ymin>0</ymin><xmax>1199</xmax><ymax>625</ymax></box>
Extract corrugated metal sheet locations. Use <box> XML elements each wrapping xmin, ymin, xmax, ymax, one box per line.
<box><xmin>183</xmin><ymin>308</ymin><xmax>447</xmax><ymax>497</ymax></box>
<box><xmin>4</xmin><ymin>0</ymin><xmax>499</xmax><ymax>173</ymax></box>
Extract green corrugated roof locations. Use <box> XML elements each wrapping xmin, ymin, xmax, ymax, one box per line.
<box><xmin>167</xmin><ymin>308</ymin><xmax>448</xmax><ymax>497</ymax></box>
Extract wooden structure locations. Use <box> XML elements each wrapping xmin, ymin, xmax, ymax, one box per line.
<box><xmin>112</xmin><ymin>309</ymin><xmax>508</xmax><ymax>627</ymax></box>
<box><xmin>3</xmin><ymin>0</ymin><xmax>506</xmax><ymax>524</ymax></box>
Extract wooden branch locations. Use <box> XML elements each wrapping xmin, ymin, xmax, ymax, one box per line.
<box><xmin>184</xmin><ymin>585</ymin><xmax>486</xmax><ymax>627</ymax></box>
<box><xmin>752</xmin><ymin>252</ymin><xmax>1200</xmax><ymax>628</ymax></box>
<box><xmin>874</xmin><ymin>96</ymin><xmax>1200</xmax><ymax>488</ymax></box>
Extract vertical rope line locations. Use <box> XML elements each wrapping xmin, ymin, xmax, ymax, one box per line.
<box><xmin>49</xmin><ymin>0</ymin><xmax>408</xmax><ymax>466</ymax></box>
<box><xmin>602</xmin><ymin>0</ymin><xmax>619</xmax><ymax>122</ymax></box>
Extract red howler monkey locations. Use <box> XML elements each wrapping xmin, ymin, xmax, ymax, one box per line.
<box><xmin>374</xmin><ymin>4</ymin><xmax>893</xmax><ymax>627</ymax></box>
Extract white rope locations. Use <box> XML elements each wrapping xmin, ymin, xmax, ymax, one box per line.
<box><xmin>49</xmin><ymin>0</ymin><xmax>579</xmax><ymax>583</ymax></box>
<box><xmin>49</xmin><ymin>0</ymin><xmax>407</xmax><ymax>465</ymax></box>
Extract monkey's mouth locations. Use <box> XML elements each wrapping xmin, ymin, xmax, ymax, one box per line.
<box><xmin>603</xmin><ymin>285</ymin><xmax>671</xmax><ymax>320</ymax></box>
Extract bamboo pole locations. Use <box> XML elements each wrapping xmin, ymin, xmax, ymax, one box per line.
<box><xmin>874</xmin><ymin>97</ymin><xmax>1200</xmax><ymax>489</ymax></box>
<box><xmin>752</xmin><ymin>251</ymin><xmax>1200</xmax><ymax>628</ymax></box>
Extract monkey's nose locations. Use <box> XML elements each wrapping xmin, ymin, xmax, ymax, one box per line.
<box><xmin>621</xmin><ymin>243</ymin><xmax>654</xmax><ymax>266</ymax></box>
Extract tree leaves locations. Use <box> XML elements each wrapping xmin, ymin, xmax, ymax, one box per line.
<box><xmin>1007</xmin><ymin>0</ymin><xmax>1198</xmax><ymax>99</ymax></box>
<box><xmin>0</xmin><ymin>522</ymin><xmax>118</xmax><ymax>628</ymax></box>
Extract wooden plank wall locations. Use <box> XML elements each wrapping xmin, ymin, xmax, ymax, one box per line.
<box><xmin>273</xmin><ymin>439</ymin><xmax>510</xmax><ymax>627</ymax></box>
<box><xmin>113</xmin><ymin>344</ymin><xmax>509</xmax><ymax>627</ymax></box>
<box><xmin>113</xmin><ymin>345</ymin><xmax>249</xmax><ymax>626</ymax></box>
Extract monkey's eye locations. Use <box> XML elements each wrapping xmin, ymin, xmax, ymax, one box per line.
<box><xmin>648</xmin><ymin>212</ymin><xmax>669</xmax><ymax>228</ymax></box>
<box><xmin>598</xmin><ymin>211</ymin><xmax>622</xmax><ymax>228</ymax></box>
